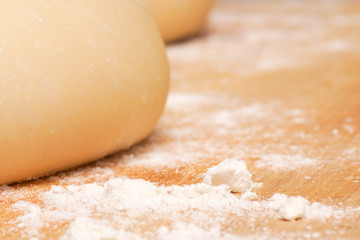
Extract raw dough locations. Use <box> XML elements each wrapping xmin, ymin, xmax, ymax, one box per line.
<box><xmin>142</xmin><ymin>0</ymin><xmax>213</xmax><ymax>42</ymax></box>
<box><xmin>0</xmin><ymin>0</ymin><xmax>169</xmax><ymax>184</ymax></box>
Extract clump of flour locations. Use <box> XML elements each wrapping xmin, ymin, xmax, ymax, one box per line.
<box><xmin>8</xmin><ymin>159</ymin><xmax>359</xmax><ymax>240</ymax></box>
<box><xmin>203</xmin><ymin>159</ymin><xmax>253</xmax><ymax>193</ymax></box>
<box><xmin>267</xmin><ymin>193</ymin><xmax>352</xmax><ymax>221</ymax></box>
<box><xmin>268</xmin><ymin>194</ymin><xmax>308</xmax><ymax>221</ymax></box>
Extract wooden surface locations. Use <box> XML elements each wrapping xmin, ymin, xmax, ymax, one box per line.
<box><xmin>1</xmin><ymin>0</ymin><xmax>360</xmax><ymax>239</ymax></box>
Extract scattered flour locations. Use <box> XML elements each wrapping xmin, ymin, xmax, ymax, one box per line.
<box><xmin>2</xmin><ymin>0</ymin><xmax>360</xmax><ymax>237</ymax></box>
<box><xmin>12</xmin><ymin>201</ymin><xmax>43</xmax><ymax>236</ymax></box>
<box><xmin>268</xmin><ymin>193</ymin><xmax>350</xmax><ymax>221</ymax></box>
<box><xmin>342</xmin><ymin>124</ymin><xmax>355</xmax><ymax>134</ymax></box>
<box><xmin>63</xmin><ymin>219</ymin><xmax>242</xmax><ymax>240</ymax></box>
<box><xmin>118</xmin><ymin>92</ymin><xmax>294</xmax><ymax>168</ymax></box>
<box><xmin>323</xmin><ymin>39</ymin><xmax>357</xmax><ymax>52</ymax></box>
<box><xmin>255</xmin><ymin>154</ymin><xmax>317</xmax><ymax>170</ymax></box>
<box><xmin>16</xmin><ymin>164</ymin><xmax>258</xmax><ymax>239</ymax></box>
<box><xmin>165</xmin><ymin>93</ymin><xmax>218</xmax><ymax>112</ymax></box>
<box><xmin>332</xmin><ymin>129</ymin><xmax>339</xmax><ymax>136</ymax></box>
<box><xmin>60</xmin><ymin>217</ymin><xmax>144</xmax><ymax>240</ymax></box>
<box><xmin>155</xmin><ymin>222</ymin><xmax>240</xmax><ymax>240</ymax></box>
<box><xmin>8</xmin><ymin>160</ymin><xmax>359</xmax><ymax>240</ymax></box>
<box><xmin>343</xmin><ymin>147</ymin><xmax>357</xmax><ymax>156</ymax></box>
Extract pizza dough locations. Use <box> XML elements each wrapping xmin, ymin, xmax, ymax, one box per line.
<box><xmin>0</xmin><ymin>0</ymin><xmax>169</xmax><ymax>184</ymax></box>
<box><xmin>142</xmin><ymin>0</ymin><xmax>213</xmax><ymax>42</ymax></box>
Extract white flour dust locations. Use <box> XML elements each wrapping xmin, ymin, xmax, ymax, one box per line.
<box><xmin>115</xmin><ymin>92</ymin><xmax>322</xmax><ymax>170</ymax></box>
<box><xmin>255</xmin><ymin>154</ymin><xmax>318</xmax><ymax>170</ymax></box>
<box><xmin>1</xmin><ymin>0</ymin><xmax>360</xmax><ymax>238</ymax></box>
<box><xmin>6</xmin><ymin>159</ymin><xmax>360</xmax><ymax>240</ymax></box>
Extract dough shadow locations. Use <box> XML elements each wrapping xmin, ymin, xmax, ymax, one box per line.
<box><xmin>166</xmin><ymin>24</ymin><xmax>213</xmax><ymax>46</ymax></box>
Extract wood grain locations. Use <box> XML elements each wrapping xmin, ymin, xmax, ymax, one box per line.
<box><xmin>1</xmin><ymin>0</ymin><xmax>360</xmax><ymax>239</ymax></box>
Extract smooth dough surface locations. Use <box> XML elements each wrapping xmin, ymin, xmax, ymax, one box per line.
<box><xmin>142</xmin><ymin>0</ymin><xmax>213</xmax><ymax>42</ymax></box>
<box><xmin>0</xmin><ymin>0</ymin><xmax>169</xmax><ymax>184</ymax></box>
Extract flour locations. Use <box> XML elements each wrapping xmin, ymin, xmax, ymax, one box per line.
<box><xmin>203</xmin><ymin>159</ymin><xmax>253</xmax><ymax>193</ymax></box>
<box><xmin>2</xmin><ymin>0</ymin><xmax>360</xmax><ymax>237</ymax></box>
<box><xmin>8</xmin><ymin>159</ymin><xmax>360</xmax><ymax>240</ymax></box>
<box><xmin>267</xmin><ymin>193</ymin><xmax>353</xmax><ymax>222</ymax></box>
<box><xmin>118</xmin><ymin>93</ymin><xmax>292</xmax><ymax>169</ymax></box>
<box><xmin>12</xmin><ymin>201</ymin><xmax>43</xmax><ymax>236</ymax></box>
<box><xmin>165</xmin><ymin>93</ymin><xmax>219</xmax><ymax>112</ymax></box>
<box><xmin>64</xmin><ymin>219</ymin><xmax>241</xmax><ymax>240</ymax></box>
<box><xmin>268</xmin><ymin>194</ymin><xmax>308</xmax><ymax>221</ymax></box>
<box><xmin>324</xmin><ymin>39</ymin><xmax>357</xmax><ymax>52</ymax></box>
<box><xmin>255</xmin><ymin>154</ymin><xmax>317</xmax><ymax>170</ymax></box>
<box><xmin>342</xmin><ymin>124</ymin><xmax>355</xmax><ymax>134</ymax></box>
<box><xmin>279</xmin><ymin>197</ymin><xmax>308</xmax><ymax>221</ymax></box>
<box><xmin>60</xmin><ymin>217</ymin><xmax>144</xmax><ymax>240</ymax></box>
<box><xmin>332</xmin><ymin>129</ymin><xmax>339</xmax><ymax>136</ymax></box>
<box><xmin>156</xmin><ymin>222</ymin><xmax>240</xmax><ymax>240</ymax></box>
<box><xmin>36</xmin><ymin>164</ymin><xmax>259</xmax><ymax>239</ymax></box>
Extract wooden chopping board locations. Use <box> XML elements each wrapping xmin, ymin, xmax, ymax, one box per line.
<box><xmin>1</xmin><ymin>0</ymin><xmax>360</xmax><ymax>239</ymax></box>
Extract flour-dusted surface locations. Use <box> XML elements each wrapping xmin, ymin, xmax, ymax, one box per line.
<box><xmin>7</xmin><ymin>161</ymin><xmax>360</xmax><ymax>240</ymax></box>
<box><xmin>1</xmin><ymin>0</ymin><xmax>360</xmax><ymax>239</ymax></box>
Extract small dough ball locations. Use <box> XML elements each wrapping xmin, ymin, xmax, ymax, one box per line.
<box><xmin>142</xmin><ymin>0</ymin><xmax>213</xmax><ymax>42</ymax></box>
<box><xmin>0</xmin><ymin>0</ymin><xmax>169</xmax><ymax>184</ymax></box>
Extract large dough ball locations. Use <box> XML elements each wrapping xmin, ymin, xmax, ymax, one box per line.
<box><xmin>142</xmin><ymin>0</ymin><xmax>213</xmax><ymax>42</ymax></box>
<box><xmin>0</xmin><ymin>0</ymin><xmax>169</xmax><ymax>184</ymax></box>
